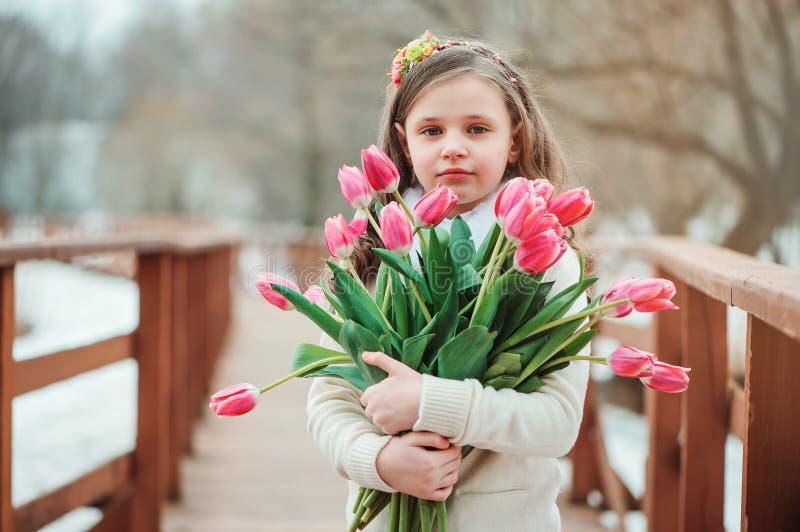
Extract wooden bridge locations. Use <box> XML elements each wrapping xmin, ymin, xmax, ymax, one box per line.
<box><xmin>0</xmin><ymin>218</ymin><xmax>797</xmax><ymax>531</ymax></box>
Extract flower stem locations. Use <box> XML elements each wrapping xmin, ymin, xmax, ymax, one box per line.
<box><xmin>538</xmin><ymin>354</ymin><xmax>607</xmax><ymax>372</ymax></box>
<box><xmin>530</xmin><ymin>299</ymin><xmax>627</xmax><ymax>336</ymax></box>
<box><xmin>362</xmin><ymin>207</ymin><xmax>382</xmax><ymax>237</ymax></box>
<box><xmin>258</xmin><ymin>355</ymin><xmax>352</xmax><ymax>394</ymax></box>
<box><xmin>394</xmin><ymin>190</ymin><xmax>427</xmax><ymax>248</ymax></box>
<box><xmin>470</xmin><ymin>230</ymin><xmax>506</xmax><ymax>326</ymax></box>
<box><xmin>405</xmin><ymin>256</ymin><xmax>432</xmax><ymax>323</ymax></box>
<box><xmin>345</xmin><ymin>257</ymin><xmax>369</xmax><ymax>292</ymax></box>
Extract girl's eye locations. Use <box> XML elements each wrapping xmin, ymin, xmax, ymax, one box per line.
<box><xmin>469</xmin><ymin>125</ymin><xmax>489</xmax><ymax>134</ymax></box>
<box><xmin>421</xmin><ymin>127</ymin><xmax>441</xmax><ymax>136</ymax></box>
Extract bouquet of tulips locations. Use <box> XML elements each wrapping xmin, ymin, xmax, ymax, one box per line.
<box><xmin>209</xmin><ymin>145</ymin><xmax>689</xmax><ymax>532</ymax></box>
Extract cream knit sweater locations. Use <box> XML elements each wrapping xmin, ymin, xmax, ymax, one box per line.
<box><xmin>306</xmin><ymin>189</ymin><xmax>590</xmax><ymax>532</ymax></box>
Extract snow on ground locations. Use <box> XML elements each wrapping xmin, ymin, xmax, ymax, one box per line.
<box><xmin>13</xmin><ymin>260</ymin><xmax>139</xmax><ymax>531</ymax></box>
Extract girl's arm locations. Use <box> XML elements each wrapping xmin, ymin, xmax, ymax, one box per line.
<box><xmin>411</xmin><ymin>245</ymin><xmax>591</xmax><ymax>458</ymax></box>
<box><xmin>306</xmin><ymin>343</ymin><xmax>396</xmax><ymax>492</ymax></box>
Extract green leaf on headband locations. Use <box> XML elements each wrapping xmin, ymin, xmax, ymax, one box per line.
<box><xmin>268</xmin><ymin>283</ymin><xmax>342</xmax><ymax>342</ymax></box>
<box><xmin>449</xmin><ymin>216</ymin><xmax>475</xmax><ymax>268</ymax></box>
<box><xmin>338</xmin><ymin>320</ymin><xmax>387</xmax><ymax>384</ymax></box>
<box><xmin>437</xmin><ymin>326</ymin><xmax>496</xmax><ymax>381</ymax></box>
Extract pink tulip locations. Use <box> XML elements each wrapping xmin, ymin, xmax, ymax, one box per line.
<box><xmin>640</xmin><ymin>361</ymin><xmax>691</xmax><ymax>393</ymax></box>
<box><xmin>303</xmin><ymin>284</ymin><xmax>327</xmax><ymax>306</ymax></box>
<box><xmin>361</xmin><ymin>144</ymin><xmax>400</xmax><ymax>193</ymax></box>
<box><xmin>628</xmin><ymin>278</ymin><xmax>679</xmax><ymax>312</ymax></box>
<box><xmin>608</xmin><ymin>346</ymin><xmax>656</xmax><ymax>378</ymax></box>
<box><xmin>513</xmin><ymin>229</ymin><xmax>567</xmax><ymax>275</ymax></box>
<box><xmin>530</xmin><ymin>212</ymin><xmax>565</xmax><ymax>238</ymax></box>
<box><xmin>338</xmin><ymin>165</ymin><xmax>373</xmax><ymax>209</ymax></box>
<box><xmin>503</xmin><ymin>193</ymin><xmax>547</xmax><ymax>245</ymax></box>
<box><xmin>348</xmin><ymin>210</ymin><xmax>368</xmax><ymax>238</ymax></box>
<box><xmin>414</xmin><ymin>184</ymin><xmax>458</xmax><ymax>227</ymax></box>
<box><xmin>548</xmin><ymin>187</ymin><xmax>594</xmax><ymax>227</ymax></box>
<box><xmin>325</xmin><ymin>214</ymin><xmax>356</xmax><ymax>259</ymax></box>
<box><xmin>255</xmin><ymin>272</ymin><xmax>299</xmax><ymax>311</ymax></box>
<box><xmin>495</xmin><ymin>177</ymin><xmax>533</xmax><ymax>228</ymax></box>
<box><xmin>209</xmin><ymin>383</ymin><xmax>259</xmax><ymax>416</ymax></box>
<box><xmin>601</xmin><ymin>276</ymin><xmax>640</xmax><ymax>317</ymax></box>
<box><xmin>379</xmin><ymin>202</ymin><xmax>414</xmax><ymax>256</ymax></box>
<box><xmin>531</xmin><ymin>178</ymin><xmax>555</xmax><ymax>203</ymax></box>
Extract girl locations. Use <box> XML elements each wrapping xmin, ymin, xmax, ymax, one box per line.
<box><xmin>307</xmin><ymin>32</ymin><xmax>590</xmax><ymax>531</ymax></box>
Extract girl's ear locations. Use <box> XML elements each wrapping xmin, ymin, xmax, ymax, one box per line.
<box><xmin>394</xmin><ymin>122</ymin><xmax>411</xmax><ymax>160</ymax></box>
<box><xmin>507</xmin><ymin>122</ymin><xmax>523</xmax><ymax>164</ymax></box>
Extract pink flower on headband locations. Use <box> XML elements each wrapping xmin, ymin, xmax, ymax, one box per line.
<box><xmin>390</xmin><ymin>30</ymin><xmax>443</xmax><ymax>87</ymax></box>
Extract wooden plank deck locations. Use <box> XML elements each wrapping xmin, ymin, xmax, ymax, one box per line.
<box><xmin>161</xmin><ymin>288</ymin><xmax>608</xmax><ymax>531</ymax></box>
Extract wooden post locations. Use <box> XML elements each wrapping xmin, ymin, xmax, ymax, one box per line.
<box><xmin>741</xmin><ymin>316</ymin><xmax>800</xmax><ymax>530</ymax></box>
<box><xmin>0</xmin><ymin>266</ymin><xmax>15</xmax><ymax>532</ymax></box>
<box><xmin>132</xmin><ymin>253</ymin><xmax>172</xmax><ymax>530</ymax></box>
<box><xmin>168</xmin><ymin>255</ymin><xmax>189</xmax><ymax>500</ymax></box>
<box><xmin>645</xmin><ymin>273</ymin><xmax>684</xmax><ymax>532</ymax></box>
<box><xmin>678</xmin><ymin>286</ymin><xmax>727</xmax><ymax>531</ymax></box>
<box><xmin>186</xmin><ymin>255</ymin><xmax>207</xmax><ymax>422</ymax></box>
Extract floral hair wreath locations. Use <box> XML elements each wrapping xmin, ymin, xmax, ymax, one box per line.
<box><xmin>389</xmin><ymin>30</ymin><xmax>519</xmax><ymax>88</ymax></box>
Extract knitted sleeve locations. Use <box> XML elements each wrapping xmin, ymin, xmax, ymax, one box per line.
<box><xmin>306</xmin><ymin>334</ymin><xmax>396</xmax><ymax>492</ymax></box>
<box><xmin>411</xmin><ymin>245</ymin><xmax>591</xmax><ymax>457</ymax></box>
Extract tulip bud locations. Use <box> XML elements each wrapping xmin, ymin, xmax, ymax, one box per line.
<box><xmin>640</xmin><ymin>361</ymin><xmax>691</xmax><ymax>393</ymax></box>
<box><xmin>608</xmin><ymin>346</ymin><xmax>656</xmax><ymax>378</ymax></box>
<box><xmin>325</xmin><ymin>214</ymin><xmax>356</xmax><ymax>259</ymax></box>
<box><xmin>494</xmin><ymin>177</ymin><xmax>533</xmax><ymax>228</ymax></box>
<box><xmin>348</xmin><ymin>210</ymin><xmax>368</xmax><ymax>239</ymax></box>
<box><xmin>513</xmin><ymin>229</ymin><xmax>567</xmax><ymax>275</ymax></box>
<box><xmin>361</xmin><ymin>144</ymin><xmax>400</xmax><ymax>193</ymax></box>
<box><xmin>338</xmin><ymin>165</ymin><xmax>373</xmax><ymax>209</ymax></box>
<box><xmin>548</xmin><ymin>187</ymin><xmax>594</xmax><ymax>227</ymax></box>
<box><xmin>379</xmin><ymin>202</ymin><xmax>414</xmax><ymax>256</ymax></box>
<box><xmin>601</xmin><ymin>276</ymin><xmax>640</xmax><ymax>318</ymax></box>
<box><xmin>530</xmin><ymin>212</ymin><xmax>565</xmax><ymax>238</ymax></box>
<box><xmin>413</xmin><ymin>183</ymin><xmax>458</xmax><ymax>227</ymax></box>
<box><xmin>209</xmin><ymin>383</ymin><xmax>260</xmax><ymax>416</ymax></box>
<box><xmin>628</xmin><ymin>278</ymin><xmax>679</xmax><ymax>312</ymax></box>
<box><xmin>503</xmin><ymin>193</ymin><xmax>547</xmax><ymax>245</ymax></box>
<box><xmin>303</xmin><ymin>284</ymin><xmax>327</xmax><ymax>306</ymax></box>
<box><xmin>255</xmin><ymin>272</ymin><xmax>299</xmax><ymax>311</ymax></box>
<box><xmin>531</xmin><ymin>178</ymin><xmax>555</xmax><ymax>203</ymax></box>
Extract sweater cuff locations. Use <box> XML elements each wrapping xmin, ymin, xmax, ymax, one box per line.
<box><xmin>345</xmin><ymin>433</ymin><xmax>396</xmax><ymax>492</ymax></box>
<box><xmin>412</xmin><ymin>374</ymin><xmax>472</xmax><ymax>439</ymax></box>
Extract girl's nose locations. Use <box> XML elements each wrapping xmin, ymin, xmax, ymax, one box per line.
<box><xmin>441</xmin><ymin>140</ymin><xmax>468</xmax><ymax>160</ymax></box>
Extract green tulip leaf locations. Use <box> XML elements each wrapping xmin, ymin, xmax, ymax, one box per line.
<box><xmin>437</xmin><ymin>326</ymin><xmax>496</xmax><ymax>381</ymax></box>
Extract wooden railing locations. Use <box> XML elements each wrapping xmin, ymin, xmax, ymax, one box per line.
<box><xmin>570</xmin><ymin>236</ymin><xmax>800</xmax><ymax>532</ymax></box>
<box><xmin>0</xmin><ymin>220</ymin><xmax>238</xmax><ymax>531</ymax></box>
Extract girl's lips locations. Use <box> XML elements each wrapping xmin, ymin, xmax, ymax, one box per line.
<box><xmin>438</xmin><ymin>170</ymin><xmax>473</xmax><ymax>180</ymax></box>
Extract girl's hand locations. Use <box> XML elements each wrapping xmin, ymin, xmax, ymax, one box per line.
<box><xmin>360</xmin><ymin>351</ymin><xmax>422</xmax><ymax>434</ymax></box>
<box><xmin>376</xmin><ymin>431</ymin><xmax>462</xmax><ymax>501</ymax></box>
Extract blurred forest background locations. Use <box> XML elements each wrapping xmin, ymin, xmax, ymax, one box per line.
<box><xmin>1</xmin><ymin>0</ymin><xmax>798</xmax><ymax>265</ymax></box>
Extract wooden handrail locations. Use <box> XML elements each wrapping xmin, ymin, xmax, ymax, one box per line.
<box><xmin>0</xmin><ymin>217</ymin><xmax>237</xmax><ymax>531</ymax></box>
<box><xmin>574</xmin><ymin>236</ymin><xmax>799</xmax><ymax>532</ymax></box>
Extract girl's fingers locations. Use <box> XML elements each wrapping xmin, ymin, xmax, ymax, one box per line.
<box><xmin>430</xmin><ymin>485</ymin><xmax>453</xmax><ymax>502</ymax></box>
<box><xmin>438</xmin><ymin>469</ymin><xmax>459</xmax><ymax>488</ymax></box>
<box><xmin>406</xmin><ymin>431</ymin><xmax>449</xmax><ymax>450</ymax></box>
<box><xmin>441</xmin><ymin>454</ymin><xmax>461</xmax><ymax>470</ymax></box>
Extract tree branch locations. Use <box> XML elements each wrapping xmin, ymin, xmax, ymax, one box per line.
<box><xmin>549</xmin><ymin>99</ymin><xmax>755</xmax><ymax>190</ymax></box>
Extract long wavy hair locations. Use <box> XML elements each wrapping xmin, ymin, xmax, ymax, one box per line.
<box><xmin>350</xmin><ymin>38</ymin><xmax>577</xmax><ymax>284</ymax></box>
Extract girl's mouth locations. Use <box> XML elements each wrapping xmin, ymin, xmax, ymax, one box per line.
<box><xmin>438</xmin><ymin>168</ymin><xmax>473</xmax><ymax>180</ymax></box>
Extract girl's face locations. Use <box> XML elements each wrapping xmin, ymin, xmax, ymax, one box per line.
<box><xmin>395</xmin><ymin>73</ymin><xmax>521</xmax><ymax>216</ymax></box>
